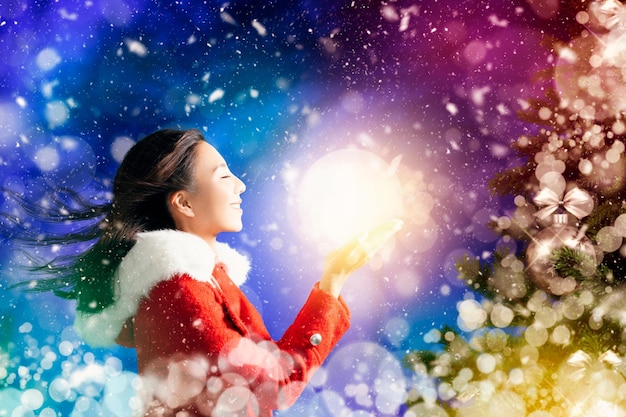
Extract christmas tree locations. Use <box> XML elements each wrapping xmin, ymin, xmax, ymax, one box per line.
<box><xmin>405</xmin><ymin>3</ymin><xmax>626</xmax><ymax>416</ymax></box>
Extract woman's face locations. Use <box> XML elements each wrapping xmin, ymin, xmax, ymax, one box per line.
<box><xmin>182</xmin><ymin>141</ymin><xmax>246</xmax><ymax>240</ymax></box>
<box><xmin>589</xmin><ymin>0</ymin><xmax>625</xmax><ymax>30</ymax></box>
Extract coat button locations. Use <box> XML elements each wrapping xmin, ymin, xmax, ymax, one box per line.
<box><xmin>309</xmin><ymin>333</ymin><xmax>322</xmax><ymax>346</ymax></box>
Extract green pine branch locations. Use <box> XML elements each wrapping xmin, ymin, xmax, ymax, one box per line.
<box><xmin>551</xmin><ymin>246</ymin><xmax>604</xmax><ymax>282</ymax></box>
<box><xmin>586</xmin><ymin>201</ymin><xmax>626</xmax><ymax>238</ymax></box>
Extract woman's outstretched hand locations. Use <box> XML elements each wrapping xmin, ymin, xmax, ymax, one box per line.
<box><xmin>319</xmin><ymin>219</ymin><xmax>404</xmax><ymax>297</ymax></box>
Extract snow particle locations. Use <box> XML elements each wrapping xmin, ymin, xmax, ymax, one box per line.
<box><xmin>124</xmin><ymin>38</ymin><xmax>148</xmax><ymax>57</ymax></box>
<box><xmin>208</xmin><ymin>88</ymin><xmax>225</xmax><ymax>103</ymax></box>
<box><xmin>45</xmin><ymin>100</ymin><xmax>70</xmax><ymax>128</ymax></box>
<box><xmin>251</xmin><ymin>19</ymin><xmax>266</xmax><ymax>36</ymax></box>
<box><xmin>36</xmin><ymin>48</ymin><xmax>62</xmax><ymax>71</ymax></box>
<box><xmin>110</xmin><ymin>136</ymin><xmax>135</xmax><ymax>163</ymax></box>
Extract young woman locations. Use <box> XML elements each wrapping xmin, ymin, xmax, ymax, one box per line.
<box><xmin>18</xmin><ymin>129</ymin><xmax>401</xmax><ymax>416</ymax></box>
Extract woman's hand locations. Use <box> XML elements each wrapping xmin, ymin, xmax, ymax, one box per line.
<box><xmin>319</xmin><ymin>219</ymin><xmax>403</xmax><ymax>297</ymax></box>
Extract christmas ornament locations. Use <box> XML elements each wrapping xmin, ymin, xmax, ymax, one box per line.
<box><xmin>526</xmin><ymin>214</ymin><xmax>597</xmax><ymax>295</ymax></box>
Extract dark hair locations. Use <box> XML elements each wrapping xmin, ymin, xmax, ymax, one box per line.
<box><xmin>10</xmin><ymin>129</ymin><xmax>205</xmax><ymax>312</ymax></box>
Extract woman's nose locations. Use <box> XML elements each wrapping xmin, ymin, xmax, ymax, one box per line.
<box><xmin>236</xmin><ymin>177</ymin><xmax>246</xmax><ymax>194</ymax></box>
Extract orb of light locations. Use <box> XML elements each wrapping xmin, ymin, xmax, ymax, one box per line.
<box><xmin>32</xmin><ymin>135</ymin><xmax>97</xmax><ymax>190</ymax></box>
<box><xmin>322</xmin><ymin>341</ymin><xmax>407</xmax><ymax>415</ymax></box>
<box><xmin>296</xmin><ymin>148</ymin><xmax>404</xmax><ymax>250</ymax></box>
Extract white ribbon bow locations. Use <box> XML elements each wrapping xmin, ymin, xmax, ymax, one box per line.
<box><xmin>533</xmin><ymin>187</ymin><xmax>594</xmax><ymax>220</ymax></box>
<box><xmin>566</xmin><ymin>349</ymin><xmax>623</xmax><ymax>381</ymax></box>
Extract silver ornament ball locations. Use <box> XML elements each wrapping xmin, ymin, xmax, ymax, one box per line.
<box><xmin>526</xmin><ymin>214</ymin><xmax>597</xmax><ymax>296</ymax></box>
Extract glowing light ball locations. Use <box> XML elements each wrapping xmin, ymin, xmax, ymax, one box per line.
<box><xmin>296</xmin><ymin>148</ymin><xmax>404</xmax><ymax>250</ymax></box>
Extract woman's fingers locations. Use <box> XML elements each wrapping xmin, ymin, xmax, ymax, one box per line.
<box><xmin>320</xmin><ymin>219</ymin><xmax>404</xmax><ymax>297</ymax></box>
<box><xmin>326</xmin><ymin>219</ymin><xmax>404</xmax><ymax>274</ymax></box>
<box><xmin>358</xmin><ymin>219</ymin><xmax>404</xmax><ymax>259</ymax></box>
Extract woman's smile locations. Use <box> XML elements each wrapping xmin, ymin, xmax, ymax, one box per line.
<box><xmin>231</xmin><ymin>200</ymin><xmax>243</xmax><ymax>212</ymax></box>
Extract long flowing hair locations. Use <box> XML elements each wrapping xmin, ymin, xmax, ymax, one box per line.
<box><xmin>8</xmin><ymin>129</ymin><xmax>204</xmax><ymax>313</ymax></box>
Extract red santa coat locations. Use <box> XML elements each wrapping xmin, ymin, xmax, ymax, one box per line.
<box><xmin>74</xmin><ymin>230</ymin><xmax>351</xmax><ymax>416</ymax></box>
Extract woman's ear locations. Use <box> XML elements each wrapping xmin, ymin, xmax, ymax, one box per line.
<box><xmin>168</xmin><ymin>190</ymin><xmax>195</xmax><ymax>218</ymax></box>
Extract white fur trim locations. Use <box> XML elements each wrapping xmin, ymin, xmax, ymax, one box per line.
<box><xmin>74</xmin><ymin>230</ymin><xmax>251</xmax><ymax>347</ymax></box>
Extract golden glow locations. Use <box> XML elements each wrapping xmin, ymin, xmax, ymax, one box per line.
<box><xmin>296</xmin><ymin>148</ymin><xmax>404</xmax><ymax>250</ymax></box>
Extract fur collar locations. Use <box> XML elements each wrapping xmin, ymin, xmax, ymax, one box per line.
<box><xmin>74</xmin><ymin>229</ymin><xmax>250</xmax><ymax>347</ymax></box>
